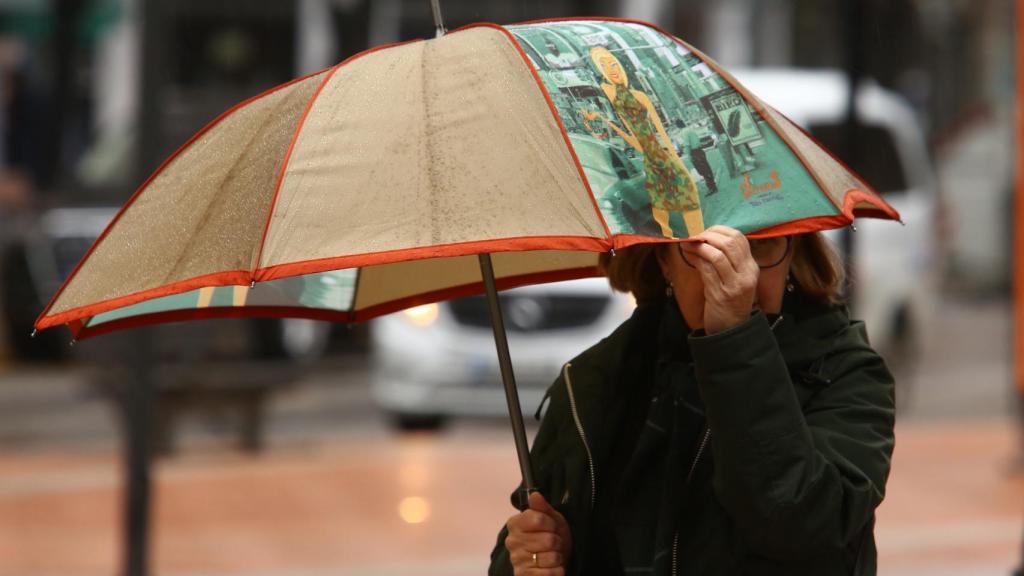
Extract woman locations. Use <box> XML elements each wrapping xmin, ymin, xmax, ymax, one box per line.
<box><xmin>488</xmin><ymin>226</ymin><xmax>895</xmax><ymax>575</ymax></box>
<box><xmin>580</xmin><ymin>46</ymin><xmax>704</xmax><ymax>238</ymax></box>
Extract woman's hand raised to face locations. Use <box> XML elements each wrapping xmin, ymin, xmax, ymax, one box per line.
<box><xmin>504</xmin><ymin>491</ymin><xmax>572</xmax><ymax>575</ymax></box>
<box><xmin>676</xmin><ymin>226</ymin><xmax>760</xmax><ymax>335</ymax></box>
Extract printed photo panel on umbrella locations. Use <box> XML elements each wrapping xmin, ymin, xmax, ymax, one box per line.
<box><xmin>506</xmin><ymin>19</ymin><xmax>897</xmax><ymax>240</ymax></box>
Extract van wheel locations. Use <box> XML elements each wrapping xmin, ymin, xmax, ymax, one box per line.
<box><xmin>393</xmin><ymin>413</ymin><xmax>445</xmax><ymax>432</ymax></box>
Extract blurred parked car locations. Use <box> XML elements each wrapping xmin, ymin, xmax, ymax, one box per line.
<box><xmin>0</xmin><ymin>204</ymin><xmax>338</xmax><ymax>451</ymax></box>
<box><xmin>0</xmin><ymin>206</ymin><xmax>333</xmax><ymax>363</ymax></box>
<box><xmin>734</xmin><ymin>68</ymin><xmax>937</xmax><ymax>367</ymax></box>
<box><xmin>371</xmin><ymin>278</ymin><xmax>635</xmax><ymax>430</ymax></box>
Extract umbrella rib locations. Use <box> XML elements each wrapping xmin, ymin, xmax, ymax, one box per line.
<box><xmin>346</xmin><ymin>268</ymin><xmax>362</xmax><ymax>323</ymax></box>
<box><xmin>486</xmin><ymin>23</ymin><xmax>614</xmax><ymax>241</ymax></box>
<box><xmin>35</xmin><ymin>67</ymin><xmax>333</xmax><ymax>327</ymax></box>
<box><xmin>421</xmin><ymin>42</ymin><xmax>442</xmax><ymax>246</ymax></box>
<box><xmin>250</xmin><ymin>65</ymin><xmax>342</xmax><ymax>283</ymax></box>
<box><xmin>157</xmin><ymin>92</ymin><xmax>311</xmax><ymax>288</ymax></box>
<box><xmin>250</xmin><ymin>38</ymin><xmax>425</xmax><ymax>282</ymax></box>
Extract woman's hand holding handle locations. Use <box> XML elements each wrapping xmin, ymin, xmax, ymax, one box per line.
<box><xmin>504</xmin><ymin>492</ymin><xmax>572</xmax><ymax>575</ymax></box>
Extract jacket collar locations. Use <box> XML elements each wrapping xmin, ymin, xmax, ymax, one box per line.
<box><xmin>772</xmin><ymin>289</ymin><xmax>851</xmax><ymax>372</ymax></box>
<box><xmin>657</xmin><ymin>297</ymin><xmax>693</xmax><ymax>367</ymax></box>
<box><xmin>650</xmin><ymin>290</ymin><xmax>850</xmax><ymax>374</ymax></box>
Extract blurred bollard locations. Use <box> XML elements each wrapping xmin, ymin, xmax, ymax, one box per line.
<box><xmin>123</xmin><ymin>326</ymin><xmax>156</xmax><ymax>576</ymax></box>
<box><xmin>841</xmin><ymin>0</ymin><xmax>865</xmax><ymax>303</ymax></box>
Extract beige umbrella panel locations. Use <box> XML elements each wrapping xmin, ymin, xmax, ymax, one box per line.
<box><xmin>38</xmin><ymin>26</ymin><xmax>615</xmax><ymax>337</ymax></box>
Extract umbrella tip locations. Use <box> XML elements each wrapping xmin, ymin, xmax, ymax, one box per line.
<box><xmin>610</xmin><ymin>248</ymin><xmax>617</xmax><ymax>257</ymax></box>
<box><xmin>69</xmin><ymin>339</ymin><xmax>77</xmax><ymax>348</ymax></box>
<box><xmin>850</xmin><ymin>224</ymin><xmax>858</xmax><ymax>232</ymax></box>
<box><xmin>249</xmin><ymin>280</ymin><xmax>256</xmax><ymax>289</ymax></box>
<box><xmin>898</xmin><ymin>219</ymin><xmax>906</xmax><ymax>227</ymax></box>
<box><xmin>29</xmin><ymin>329</ymin><xmax>37</xmax><ymax>339</ymax></box>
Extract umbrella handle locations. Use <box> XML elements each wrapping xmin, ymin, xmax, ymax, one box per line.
<box><xmin>478</xmin><ymin>254</ymin><xmax>537</xmax><ymax>506</ymax></box>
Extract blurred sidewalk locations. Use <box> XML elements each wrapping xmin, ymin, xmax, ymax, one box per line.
<box><xmin>878</xmin><ymin>419</ymin><xmax>1021</xmax><ymax>576</ymax></box>
<box><xmin>0</xmin><ymin>413</ymin><xmax>1017</xmax><ymax>576</ymax></box>
<box><xmin>0</xmin><ymin>293</ymin><xmax>1020</xmax><ymax>575</ymax></box>
<box><xmin>899</xmin><ymin>293</ymin><xmax>1015</xmax><ymax>423</ymax></box>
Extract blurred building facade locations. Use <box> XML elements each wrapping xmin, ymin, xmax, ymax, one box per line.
<box><xmin>0</xmin><ymin>0</ymin><xmax>1015</xmax><ymax>289</ymax></box>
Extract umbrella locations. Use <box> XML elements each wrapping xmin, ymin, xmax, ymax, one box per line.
<box><xmin>34</xmin><ymin>15</ymin><xmax>899</xmax><ymax>501</ymax></box>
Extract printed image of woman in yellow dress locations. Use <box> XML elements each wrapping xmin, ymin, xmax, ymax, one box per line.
<box><xmin>580</xmin><ymin>46</ymin><xmax>705</xmax><ymax>237</ymax></box>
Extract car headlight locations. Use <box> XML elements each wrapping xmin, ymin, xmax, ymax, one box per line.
<box><xmin>403</xmin><ymin>303</ymin><xmax>439</xmax><ymax>327</ymax></box>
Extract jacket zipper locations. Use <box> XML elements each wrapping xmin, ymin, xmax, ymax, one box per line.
<box><xmin>673</xmin><ymin>425</ymin><xmax>711</xmax><ymax>576</ymax></box>
<box><xmin>563</xmin><ymin>362</ymin><xmax>596</xmax><ymax>510</ymax></box>
<box><xmin>686</xmin><ymin>427</ymin><xmax>712</xmax><ymax>484</ymax></box>
<box><xmin>672</xmin><ymin>531</ymin><xmax>679</xmax><ymax>576</ymax></box>
<box><xmin>672</xmin><ymin>315</ymin><xmax>784</xmax><ymax>575</ymax></box>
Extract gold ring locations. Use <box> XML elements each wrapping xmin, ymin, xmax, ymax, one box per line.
<box><xmin>532</xmin><ymin>552</ymin><xmax>538</xmax><ymax>566</ymax></box>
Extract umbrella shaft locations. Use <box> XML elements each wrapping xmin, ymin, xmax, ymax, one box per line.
<box><xmin>478</xmin><ymin>254</ymin><xmax>536</xmax><ymax>499</ymax></box>
<box><xmin>430</xmin><ymin>0</ymin><xmax>445</xmax><ymax>37</ymax></box>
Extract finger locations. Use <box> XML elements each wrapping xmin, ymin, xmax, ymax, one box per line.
<box><xmin>698</xmin><ymin>228</ymin><xmax>754</xmax><ymax>274</ymax></box>
<box><xmin>694</xmin><ymin>256</ymin><xmax>725</xmax><ymax>296</ymax></box>
<box><xmin>516</xmin><ymin>565</ymin><xmax>565</xmax><ymax>576</ymax></box>
<box><xmin>528</xmin><ymin>491</ymin><xmax>555</xmax><ymax>514</ymax></box>
<box><xmin>698</xmin><ymin>232</ymin><xmax>760</xmax><ymax>292</ymax></box>
<box><xmin>505</xmin><ymin>532</ymin><xmax>563</xmax><ymax>557</ymax></box>
<box><xmin>507</xmin><ymin>509</ymin><xmax>557</xmax><ymax>533</ymax></box>
<box><xmin>677</xmin><ymin>240</ymin><xmax>706</xmax><ymax>268</ymax></box>
<box><xmin>505</xmin><ymin>530</ymin><xmax>562</xmax><ymax>551</ymax></box>
<box><xmin>510</xmin><ymin>549</ymin><xmax>564</xmax><ymax>569</ymax></box>
<box><xmin>691</xmin><ymin>241</ymin><xmax>739</xmax><ymax>287</ymax></box>
<box><xmin>528</xmin><ymin>492</ymin><xmax>572</xmax><ymax>533</ymax></box>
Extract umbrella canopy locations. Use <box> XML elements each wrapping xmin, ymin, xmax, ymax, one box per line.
<box><xmin>35</xmin><ymin>17</ymin><xmax>898</xmax><ymax>340</ymax></box>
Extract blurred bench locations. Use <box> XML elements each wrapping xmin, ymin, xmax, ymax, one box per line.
<box><xmin>91</xmin><ymin>360</ymin><xmax>303</xmax><ymax>454</ymax></box>
<box><xmin>78</xmin><ymin>319</ymin><xmax>319</xmax><ymax>455</ymax></box>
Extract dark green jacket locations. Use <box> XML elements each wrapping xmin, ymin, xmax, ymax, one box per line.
<box><xmin>488</xmin><ymin>291</ymin><xmax>895</xmax><ymax>575</ymax></box>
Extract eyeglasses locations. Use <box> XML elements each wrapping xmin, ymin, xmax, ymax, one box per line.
<box><xmin>679</xmin><ymin>236</ymin><xmax>792</xmax><ymax>269</ymax></box>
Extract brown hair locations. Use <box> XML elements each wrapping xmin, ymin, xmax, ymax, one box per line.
<box><xmin>598</xmin><ymin>232</ymin><xmax>845</xmax><ymax>307</ymax></box>
<box><xmin>788</xmin><ymin>233</ymin><xmax>845</xmax><ymax>305</ymax></box>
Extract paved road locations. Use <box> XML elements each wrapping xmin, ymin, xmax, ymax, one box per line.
<box><xmin>0</xmin><ymin>418</ymin><xmax>1017</xmax><ymax>576</ymax></box>
<box><xmin>0</xmin><ymin>294</ymin><xmax>1020</xmax><ymax>575</ymax></box>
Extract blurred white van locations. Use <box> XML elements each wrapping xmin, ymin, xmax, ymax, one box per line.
<box><xmin>734</xmin><ymin>68</ymin><xmax>937</xmax><ymax>366</ymax></box>
<box><xmin>371</xmin><ymin>69</ymin><xmax>935</xmax><ymax>429</ymax></box>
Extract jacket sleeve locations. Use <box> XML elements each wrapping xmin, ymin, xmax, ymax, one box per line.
<box><xmin>688</xmin><ymin>312</ymin><xmax>895</xmax><ymax>560</ymax></box>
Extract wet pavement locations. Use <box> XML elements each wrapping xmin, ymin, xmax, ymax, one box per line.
<box><xmin>0</xmin><ymin>294</ymin><xmax>1020</xmax><ymax>575</ymax></box>
<box><xmin>878</xmin><ymin>419</ymin><xmax>1021</xmax><ymax>576</ymax></box>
